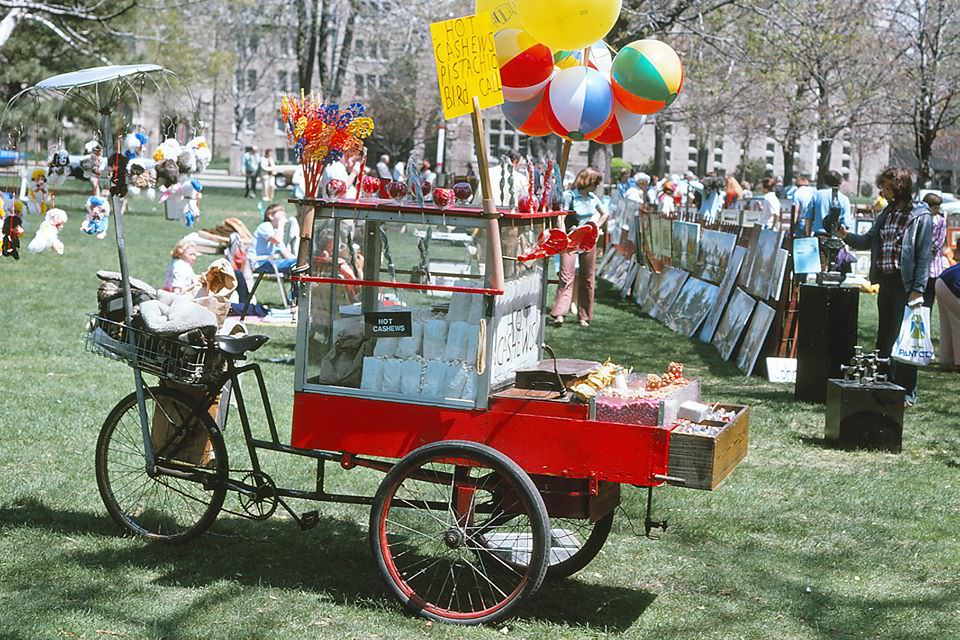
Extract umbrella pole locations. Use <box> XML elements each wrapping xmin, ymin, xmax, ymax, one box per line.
<box><xmin>105</xmin><ymin>106</ymin><xmax>156</xmax><ymax>470</ymax></box>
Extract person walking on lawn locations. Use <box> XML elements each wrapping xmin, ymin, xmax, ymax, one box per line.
<box><xmin>243</xmin><ymin>146</ymin><xmax>259</xmax><ymax>199</ymax></box>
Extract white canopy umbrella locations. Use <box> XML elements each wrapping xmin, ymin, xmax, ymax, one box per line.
<box><xmin>8</xmin><ymin>64</ymin><xmax>173</xmax><ymax>467</ymax></box>
<box><xmin>9</xmin><ymin>63</ymin><xmax>173</xmax><ymax>322</ymax></box>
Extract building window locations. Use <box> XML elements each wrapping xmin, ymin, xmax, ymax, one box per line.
<box><xmin>245</xmin><ymin>108</ymin><xmax>256</xmax><ymax>132</ymax></box>
<box><xmin>765</xmin><ymin>141</ymin><xmax>775</xmax><ymax>153</ymax></box>
<box><xmin>275</xmin><ymin>148</ymin><xmax>287</xmax><ymax>162</ymax></box>
<box><xmin>247</xmin><ymin>70</ymin><xmax>257</xmax><ymax>92</ymax></box>
<box><xmin>235</xmin><ymin>70</ymin><xmax>244</xmax><ymax>92</ymax></box>
<box><xmin>688</xmin><ymin>150</ymin><xmax>698</xmax><ymax>163</ymax></box>
<box><xmin>372</xmin><ymin>41</ymin><xmax>387</xmax><ymax>60</ymax></box>
<box><xmin>355</xmin><ymin>74</ymin><xmax>365</xmax><ymax>96</ymax></box>
<box><xmin>249</xmin><ymin>34</ymin><xmax>260</xmax><ymax>54</ymax></box>
<box><xmin>714</xmin><ymin>152</ymin><xmax>723</xmax><ymax>163</ymax></box>
<box><xmin>487</xmin><ymin>116</ymin><xmax>529</xmax><ymax>156</ymax></box>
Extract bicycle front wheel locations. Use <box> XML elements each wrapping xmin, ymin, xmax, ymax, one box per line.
<box><xmin>95</xmin><ymin>386</ymin><xmax>228</xmax><ymax>543</ymax></box>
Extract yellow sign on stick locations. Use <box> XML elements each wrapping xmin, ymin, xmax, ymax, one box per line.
<box><xmin>430</xmin><ymin>13</ymin><xmax>504</xmax><ymax>120</ymax></box>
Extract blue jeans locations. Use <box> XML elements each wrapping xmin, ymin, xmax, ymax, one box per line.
<box><xmin>255</xmin><ymin>258</ymin><xmax>298</xmax><ymax>303</ymax></box>
<box><xmin>255</xmin><ymin>258</ymin><xmax>296</xmax><ymax>275</ymax></box>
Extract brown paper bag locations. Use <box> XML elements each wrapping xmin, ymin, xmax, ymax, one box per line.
<box><xmin>150</xmin><ymin>382</ymin><xmax>218</xmax><ymax>466</ymax></box>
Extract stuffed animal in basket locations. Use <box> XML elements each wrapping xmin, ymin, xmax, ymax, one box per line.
<box><xmin>27</xmin><ymin>207</ymin><xmax>68</xmax><ymax>255</ymax></box>
<box><xmin>1</xmin><ymin>196</ymin><xmax>25</xmax><ymax>260</ymax></box>
<box><xmin>46</xmin><ymin>149</ymin><xmax>71</xmax><ymax>189</ymax></box>
<box><xmin>25</xmin><ymin>168</ymin><xmax>51</xmax><ymax>217</ymax></box>
<box><xmin>126</xmin><ymin>158</ymin><xmax>157</xmax><ymax>200</ymax></box>
<box><xmin>80</xmin><ymin>195</ymin><xmax>110</xmax><ymax>239</ymax></box>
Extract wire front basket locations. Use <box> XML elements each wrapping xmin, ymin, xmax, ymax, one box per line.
<box><xmin>85</xmin><ymin>315</ymin><xmax>224</xmax><ymax>384</ymax></box>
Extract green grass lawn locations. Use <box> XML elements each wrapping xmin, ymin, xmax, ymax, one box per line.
<box><xmin>1</xmin><ymin>188</ymin><xmax>958</xmax><ymax>639</ymax></box>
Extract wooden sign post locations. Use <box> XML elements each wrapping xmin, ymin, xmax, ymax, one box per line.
<box><xmin>431</xmin><ymin>13</ymin><xmax>506</xmax><ymax>289</ymax></box>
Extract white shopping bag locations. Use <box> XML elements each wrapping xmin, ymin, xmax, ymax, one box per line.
<box><xmin>892</xmin><ymin>304</ymin><xmax>935</xmax><ymax>366</ymax></box>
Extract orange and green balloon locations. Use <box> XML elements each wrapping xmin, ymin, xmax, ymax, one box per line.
<box><xmin>611</xmin><ymin>39</ymin><xmax>684</xmax><ymax>115</ymax></box>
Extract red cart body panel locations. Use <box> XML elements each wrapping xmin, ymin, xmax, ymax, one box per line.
<box><xmin>291</xmin><ymin>392</ymin><xmax>670</xmax><ymax>486</ymax></box>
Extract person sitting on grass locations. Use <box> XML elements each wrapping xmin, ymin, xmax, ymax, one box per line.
<box><xmin>163</xmin><ymin>239</ymin><xmax>201</xmax><ymax>294</ymax></box>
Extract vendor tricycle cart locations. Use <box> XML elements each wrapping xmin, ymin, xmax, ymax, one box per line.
<box><xmin>88</xmin><ymin>197</ymin><xmax>748</xmax><ymax>625</ymax></box>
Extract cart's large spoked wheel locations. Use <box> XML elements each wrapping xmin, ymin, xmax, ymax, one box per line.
<box><xmin>95</xmin><ymin>387</ymin><xmax>228</xmax><ymax>543</ymax></box>
<box><xmin>542</xmin><ymin>512</ymin><xmax>614</xmax><ymax>579</ymax></box>
<box><xmin>370</xmin><ymin>441</ymin><xmax>550</xmax><ymax>625</ymax></box>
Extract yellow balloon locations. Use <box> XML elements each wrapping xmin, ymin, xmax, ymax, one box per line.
<box><xmin>475</xmin><ymin>0</ymin><xmax>521</xmax><ymax>31</ymax></box>
<box><xmin>518</xmin><ymin>0</ymin><xmax>621</xmax><ymax>51</ymax></box>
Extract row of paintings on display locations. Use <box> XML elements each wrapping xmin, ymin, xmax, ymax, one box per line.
<box><xmin>638</xmin><ymin>217</ymin><xmax>789</xmax><ymax>302</ymax></box>
<box><xmin>598</xmin><ymin>224</ymin><xmax>788</xmax><ymax>376</ymax></box>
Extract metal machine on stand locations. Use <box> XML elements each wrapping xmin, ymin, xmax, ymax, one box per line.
<box><xmin>826</xmin><ymin>346</ymin><xmax>905</xmax><ymax>453</ymax></box>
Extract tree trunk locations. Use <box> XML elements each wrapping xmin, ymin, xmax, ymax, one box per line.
<box><xmin>233</xmin><ymin>94</ymin><xmax>243</xmax><ymax>144</ymax></box>
<box><xmin>916</xmin><ymin>122</ymin><xmax>935</xmax><ymax>190</ymax></box>
<box><xmin>296</xmin><ymin>0</ymin><xmax>320</xmax><ymax>93</ymax></box>
<box><xmin>697</xmin><ymin>143</ymin><xmax>708</xmax><ymax>177</ymax></box>
<box><xmin>782</xmin><ymin>82</ymin><xmax>807</xmax><ymax>185</ymax></box>
<box><xmin>316</xmin><ymin>7</ymin><xmax>331</xmax><ymax>95</ymax></box>
<box><xmin>816</xmin><ymin>137</ymin><xmax>833</xmax><ymax>187</ymax></box>
<box><xmin>588</xmin><ymin>140</ymin><xmax>612</xmax><ymax>183</ymax></box>
<box><xmin>782</xmin><ymin>148</ymin><xmax>794</xmax><ymax>185</ymax></box>
<box><xmin>653</xmin><ymin>118</ymin><xmax>666</xmax><ymax>177</ymax></box>
<box><xmin>329</xmin><ymin>0</ymin><xmax>358</xmax><ymax>101</ymax></box>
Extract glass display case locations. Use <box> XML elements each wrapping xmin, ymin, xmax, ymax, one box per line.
<box><xmin>295</xmin><ymin>200</ymin><xmax>551</xmax><ymax>409</ymax></box>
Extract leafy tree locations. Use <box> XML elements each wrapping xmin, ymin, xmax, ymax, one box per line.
<box><xmin>366</xmin><ymin>56</ymin><xmax>438</xmax><ymax>161</ymax></box>
<box><xmin>887</xmin><ymin>0</ymin><xmax>960</xmax><ymax>189</ymax></box>
<box><xmin>739</xmin><ymin>0</ymin><xmax>893</xmax><ymax>186</ymax></box>
<box><xmin>735</xmin><ymin>157</ymin><xmax>769</xmax><ymax>185</ymax></box>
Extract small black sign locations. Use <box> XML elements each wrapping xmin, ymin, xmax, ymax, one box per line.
<box><xmin>364</xmin><ymin>311</ymin><xmax>412</xmax><ymax>338</ymax></box>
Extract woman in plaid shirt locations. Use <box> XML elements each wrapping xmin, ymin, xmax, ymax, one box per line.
<box><xmin>840</xmin><ymin>167</ymin><xmax>933</xmax><ymax>406</ymax></box>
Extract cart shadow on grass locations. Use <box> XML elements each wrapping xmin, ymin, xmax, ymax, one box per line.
<box><xmin>0</xmin><ymin>497</ymin><xmax>655</xmax><ymax>632</ymax></box>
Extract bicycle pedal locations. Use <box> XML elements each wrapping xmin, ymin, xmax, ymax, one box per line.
<box><xmin>299</xmin><ymin>510</ymin><xmax>319</xmax><ymax>530</ymax></box>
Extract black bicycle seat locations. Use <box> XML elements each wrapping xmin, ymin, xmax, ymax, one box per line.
<box><xmin>216</xmin><ymin>334</ymin><xmax>270</xmax><ymax>357</ymax></box>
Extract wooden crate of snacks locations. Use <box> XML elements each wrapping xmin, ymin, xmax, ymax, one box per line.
<box><xmin>667</xmin><ymin>404</ymin><xmax>748</xmax><ymax>490</ymax></box>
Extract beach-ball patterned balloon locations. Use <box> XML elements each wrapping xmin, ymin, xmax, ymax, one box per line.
<box><xmin>502</xmin><ymin>90</ymin><xmax>553</xmax><ymax>137</ymax></box>
<box><xmin>593</xmin><ymin>103</ymin><xmax>647</xmax><ymax>144</ymax></box>
<box><xmin>495</xmin><ymin>29</ymin><xmax>555</xmax><ymax>102</ymax></box>
<box><xmin>553</xmin><ymin>42</ymin><xmax>613</xmax><ymax>75</ymax></box>
<box><xmin>544</xmin><ymin>66</ymin><xmax>614</xmax><ymax>142</ymax></box>
<box><xmin>611</xmin><ymin>39</ymin><xmax>684</xmax><ymax>115</ymax></box>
